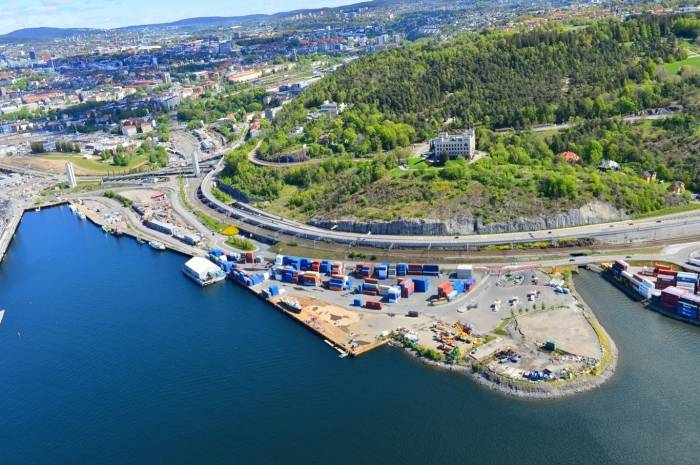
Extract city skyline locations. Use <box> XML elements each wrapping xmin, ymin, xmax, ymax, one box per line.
<box><xmin>0</xmin><ymin>0</ymin><xmax>353</xmax><ymax>35</ymax></box>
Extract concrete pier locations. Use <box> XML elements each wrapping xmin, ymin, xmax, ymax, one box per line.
<box><xmin>0</xmin><ymin>202</ymin><xmax>23</xmax><ymax>264</ymax></box>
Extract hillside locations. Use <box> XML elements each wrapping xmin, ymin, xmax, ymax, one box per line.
<box><xmin>0</xmin><ymin>27</ymin><xmax>99</xmax><ymax>42</ymax></box>
<box><xmin>220</xmin><ymin>14</ymin><xmax>699</xmax><ymax>233</ymax></box>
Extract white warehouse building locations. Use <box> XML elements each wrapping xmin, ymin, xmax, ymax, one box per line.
<box><xmin>430</xmin><ymin>129</ymin><xmax>476</xmax><ymax>161</ymax></box>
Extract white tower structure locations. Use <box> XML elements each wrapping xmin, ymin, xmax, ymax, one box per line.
<box><xmin>192</xmin><ymin>152</ymin><xmax>201</xmax><ymax>177</ymax></box>
<box><xmin>65</xmin><ymin>161</ymin><xmax>77</xmax><ymax>188</ymax></box>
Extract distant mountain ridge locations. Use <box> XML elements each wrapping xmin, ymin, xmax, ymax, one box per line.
<box><xmin>0</xmin><ymin>0</ymin><xmax>404</xmax><ymax>42</ymax></box>
<box><xmin>0</xmin><ymin>27</ymin><xmax>101</xmax><ymax>41</ymax></box>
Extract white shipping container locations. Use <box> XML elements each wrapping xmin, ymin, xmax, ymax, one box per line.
<box><xmin>456</xmin><ymin>264</ymin><xmax>473</xmax><ymax>279</ymax></box>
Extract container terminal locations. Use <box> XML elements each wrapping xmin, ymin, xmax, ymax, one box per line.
<box><xmin>600</xmin><ymin>260</ymin><xmax>700</xmax><ymax>326</ymax></box>
<box><xmin>10</xmin><ymin>195</ymin><xmax>700</xmax><ymax>397</ymax></box>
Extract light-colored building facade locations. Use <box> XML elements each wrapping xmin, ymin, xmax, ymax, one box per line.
<box><xmin>430</xmin><ymin>129</ymin><xmax>476</xmax><ymax>161</ymax></box>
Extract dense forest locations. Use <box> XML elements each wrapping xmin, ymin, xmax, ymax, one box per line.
<box><xmin>257</xmin><ymin>14</ymin><xmax>690</xmax><ymax>160</ymax></box>
<box><xmin>220</xmin><ymin>14</ymin><xmax>699</xmax><ymax>226</ymax></box>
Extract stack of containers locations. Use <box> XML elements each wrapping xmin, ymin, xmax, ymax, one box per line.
<box><xmin>274</xmin><ymin>255</ymin><xmax>284</xmax><ymax>267</ymax></box>
<box><xmin>636</xmin><ymin>276</ymin><xmax>655</xmax><ymax>299</ymax></box>
<box><xmin>227</xmin><ymin>252</ymin><xmax>241</xmax><ymax>262</ymax></box>
<box><xmin>320</xmin><ymin>261</ymin><xmax>332</xmax><ymax>274</ymax></box>
<box><xmin>464</xmin><ymin>278</ymin><xmax>476</xmax><ymax>292</ymax></box>
<box><xmin>219</xmin><ymin>261</ymin><xmax>235</xmax><ymax>274</ymax></box>
<box><xmin>281</xmin><ymin>268</ymin><xmax>298</xmax><ymax>284</ymax></box>
<box><xmin>400</xmin><ymin>278</ymin><xmax>415</xmax><ymax>298</ymax></box>
<box><xmin>283</xmin><ymin>256</ymin><xmax>301</xmax><ymax>271</ymax></box>
<box><xmin>655</xmin><ymin>264</ymin><xmax>674</xmax><ymax>275</ymax></box>
<box><xmin>621</xmin><ymin>270</ymin><xmax>638</xmax><ymax>289</ymax></box>
<box><xmin>612</xmin><ymin>259</ymin><xmax>629</xmax><ymax>277</ymax></box>
<box><xmin>331</xmin><ymin>261</ymin><xmax>344</xmax><ymax>275</ymax></box>
<box><xmin>655</xmin><ymin>273</ymin><xmax>676</xmax><ymax>290</ymax></box>
<box><xmin>231</xmin><ymin>269</ymin><xmax>252</xmax><ymax>287</ymax></box>
<box><xmin>245</xmin><ymin>252</ymin><xmax>255</xmax><ymax>264</ymax></box>
<box><xmin>301</xmin><ymin>271</ymin><xmax>321</xmax><ymax>287</ymax></box>
<box><xmin>250</xmin><ymin>272</ymin><xmax>269</xmax><ymax>286</ymax></box>
<box><xmin>379</xmin><ymin>284</ymin><xmax>392</xmax><ymax>296</ymax></box>
<box><xmin>374</xmin><ymin>264</ymin><xmax>388</xmax><ymax>280</ymax></box>
<box><xmin>675</xmin><ymin>272</ymin><xmax>698</xmax><ymax>293</ymax></box>
<box><xmin>451</xmin><ymin>279</ymin><xmax>466</xmax><ymax>294</ymax></box>
<box><xmin>387</xmin><ymin>264</ymin><xmax>397</xmax><ymax>279</ymax></box>
<box><xmin>269</xmin><ymin>285</ymin><xmax>281</xmax><ymax>297</ymax></box>
<box><xmin>396</xmin><ymin>263</ymin><xmax>408</xmax><ymax>277</ymax></box>
<box><xmin>328</xmin><ymin>275</ymin><xmax>352</xmax><ymax>291</ymax></box>
<box><xmin>210</xmin><ymin>248</ymin><xmax>223</xmax><ymax>258</ymax></box>
<box><xmin>361</xmin><ymin>264</ymin><xmax>372</xmax><ymax>278</ymax></box>
<box><xmin>456</xmin><ymin>264</ymin><xmax>473</xmax><ymax>279</ymax></box>
<box><xmin>677</xmin><ymin>294</ymin><xmax>700</xmax><ymax>320</ymax></box>
<box><xmin>437</xmin><ymin>282</ymin><xmax>454</xmax><ymax>299</ymax></box>
<box><xmin>387</xmin><ymin>287</ymin><xmax>401</xmax><ymax>303</ymax></box>
<box><xmin>423</xmin><ymin>264</ymin><xmax>440</xmax><ymax>277</ymax></box>
<box><xmin>414</xmin><ymin>278</ymin><xmax>429</xmax><ymax>293</ymax></box>
<box><xmin>408</xmin><ymin>264</ymin><xmax>423</xmax><ymax>276</ymax></box>
<box><xmin>660</xmin><ymin>286</ymin><xmax>686</xmax><ymax>309</ymax></box>
<box><xmin>309</xmin><ymin>261</ymin><xmax>321</xmax><ymax>272</ymax></box>
<box><xmin>300</xmin><ymin>258</ymin><xmax>312</xmax><ymax>271</ymax></box>
<box><xmin>362</xmin><ymin>279</ymin><xmax>379</xmax><ymax>296</ymax></box>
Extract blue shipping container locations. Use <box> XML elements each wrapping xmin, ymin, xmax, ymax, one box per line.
<box><xmin>414</xmin><ymin>279</ymin><xmax>429</xmax><ymax>293</ymax></box>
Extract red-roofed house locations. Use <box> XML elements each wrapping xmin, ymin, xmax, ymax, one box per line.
<box><xmin>560</xmin><ymin>151</ymin><xmax>580</xmax><ymax>163</ymax></box>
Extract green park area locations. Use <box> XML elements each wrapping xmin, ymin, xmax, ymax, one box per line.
<box><xmin>41</xmin><ymin>153</ymin><xmax>149</xmax><ymax>175</ymax></box>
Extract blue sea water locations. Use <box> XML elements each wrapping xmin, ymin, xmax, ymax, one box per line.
<box><xmin>1</xmin><ymin>206</ymin><xmax>699</xmax><ymax>465</ymax></box>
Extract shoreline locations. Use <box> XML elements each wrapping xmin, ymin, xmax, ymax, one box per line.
<box><xmin>390</xmin><ymin>275</ymin><xmax>619</xmax><ymax>400</ymax></box>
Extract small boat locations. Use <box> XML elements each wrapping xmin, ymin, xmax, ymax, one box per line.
<box><xmin>0</xmin><ymin>309</ymin><xmax>4</xmax><ymax>325</ymax></box>
<box><xmin>280</xmin><ymin>296</ymin><xmax>302</xmax><ymax>313</ymax></box>
<box><xmin>136</xmin><ymin>237</ymin><xmax>145</xmax><ymax>244</ymax></box>
<box><xmin>149</xmin><ymin>240</ymin><xmax>166</xmax><ymax>251</ymax></box>
<box><xmin>102</xmin><ymin>225</ymin><xmax>112</xmax><ymax>234</ymax></box>
<box><xmin>114</xmin><ymin>227</ymin><xmax>123</xmax><ymax>236</ymax></box>
<box><xmin>78</xmin><ymin>212</ymin><xmax>86</xmax><ymax>220</ymax></box>
<box><xmin>68</xmin><ymin>204</ymin><xmax>77</xmax><ymax>213</ymax></box>
<box><xmin>34</xmin><ymin>207</ymin><xmax>41</xmax><ymax>212</ymax></box>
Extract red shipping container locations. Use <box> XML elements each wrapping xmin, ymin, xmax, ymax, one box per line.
<box><xmin>365</xmin><ymin>301</ymin><xmax>383</xmax><ymax>310</ymax></box>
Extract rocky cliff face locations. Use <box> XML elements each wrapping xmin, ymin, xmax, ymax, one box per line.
<box><xmin>308</xmin><ymin>201</ymin><xmax>626</xmax><ymax>236</ymax></box>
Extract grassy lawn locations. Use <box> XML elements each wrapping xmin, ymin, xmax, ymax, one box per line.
<box><xmin>632</xmin><ymin>202</ymin><xmax>700</xmax><ymax>220</ymax></box>
<box><xmin>663</xmin><ymin>56</ymin><xmax>700</xmax><ymax>73</ymax></box>
<box><xmin>42</xmin><ymin>153</ymin><xmax>149</xmax><ymax>174</ymax></box>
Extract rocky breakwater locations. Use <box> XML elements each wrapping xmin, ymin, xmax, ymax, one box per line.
<box><xmin>308</xmin><ymin>201</ymin><xmax>626</xmax><ymax>236</ymax></box>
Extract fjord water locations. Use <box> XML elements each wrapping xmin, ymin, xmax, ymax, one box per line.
<box><xmin>1</xmin><ymin>206</ymin><xmax>699</xmax><ymax>465</ymax></box>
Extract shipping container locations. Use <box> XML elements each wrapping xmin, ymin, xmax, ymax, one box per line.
<box><xmin>456</xmin><ymin>264</ymin><xmax>473</xmax><ymax>279</ymax></box>
<box><xmin>396</xmin><ymin>263</ymin><xmax>408</xmax><ymax>277</ymax></box>
<box><xmin>437</xmin><ymin>282</ymin><xmax>454</xmax><ymax>298</ymax></box>
<box><xmin>365</xmin><ymin>301</ymin><xmax>383</xmax><ymax>310</ymax></box>
<box><xmin>408</xmin><ymin>264</ymin><xmax>423</xmax><ymax>275</ymax></box>
<box><xmin>414</xmin><ymin>279</ymin><xmax>429</xmax><ymax>293</ymax></box>
<box><xmin>423</xmin><ymin>264</ymin><xmax>440</xmax><ymax>276</ymax></box>
<box><xmin>331</xmin><ymin>261</ymin><xmax>344</xmax><ymax>275</ymax></box>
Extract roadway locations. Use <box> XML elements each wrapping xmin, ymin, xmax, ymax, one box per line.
<box><xmin>195</xmin><ymin>156</ymin><xmax>700</xmax><ymax>250</ymax></box>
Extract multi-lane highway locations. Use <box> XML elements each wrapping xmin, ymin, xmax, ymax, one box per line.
<box><xmin>195</xmin><ymin>157</ymin><xmax>700</xmax><ymax>250</ymax></box>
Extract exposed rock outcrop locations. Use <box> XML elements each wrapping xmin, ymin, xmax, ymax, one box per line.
<box><xmin>308</xmin><ymin>201</ymin><xmax>626</xmax><ymax>236</ymax></box>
